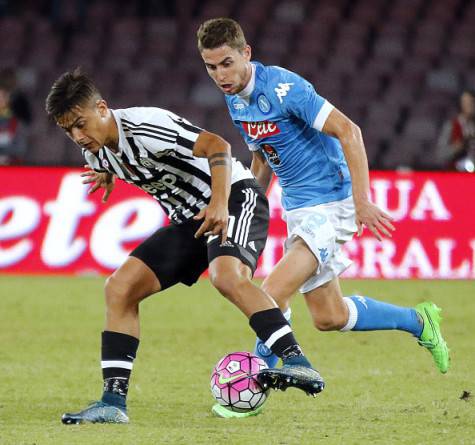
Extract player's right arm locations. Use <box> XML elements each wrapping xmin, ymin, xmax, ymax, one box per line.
<box><xmin>250</xmin><ymin>150</ymin><xmax>273</xmax><ymax>192</ymax></box>
<box><xmin>130</xmin><ymin>107</ymin><xmax>232</xmax><ymax>242</ymax></box>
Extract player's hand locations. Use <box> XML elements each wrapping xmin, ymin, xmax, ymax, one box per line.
<box><xmin>193</xmin><ymin>201</ymin><xmax>229</xmax><ymax>244</ymax></box>
<box><xmin>80</xmin><ymin>165</ymin><xmax>116</xmax><ymax>203</ymax></box>
<box><xmin>355</xmin><ymin>200</ymin><xmax>395</xmax><ymax>241</ymax></box>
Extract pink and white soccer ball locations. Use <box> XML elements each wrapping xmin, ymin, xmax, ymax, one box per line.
<box><xmin>210</xmin><ymin>351</ymin><xmax>270</xmax><ymax>412</ymax></box>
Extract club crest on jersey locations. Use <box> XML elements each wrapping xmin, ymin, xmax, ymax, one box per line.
<box><xmin>102</xmin><ymin>159</ymin><xmax>109</xmax><ymax>168</ymax></box>
<box><xmin>261</xmin><ymin>144</ymin><xmax>281</xmax><ymax>165</ymax></box>
<box><xmin>257</xmin><ymin>94</ymin><xmax>271</xmax><ymax>114</ymax></box>
<box><xmin>241</xmin><ymin>121</ymin><xmax>280</xmax><ymax>140</ymax></box>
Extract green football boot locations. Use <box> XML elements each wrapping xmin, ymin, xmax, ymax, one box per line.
<box><xmin>415</xmin><ymin>302</ymin><xmax>450</xmax><ymax>373</ymax></box>
<box><xmin>211</xmin><ymin>404</ymin><xmax>263</xmax><ymax>418</ymax></box>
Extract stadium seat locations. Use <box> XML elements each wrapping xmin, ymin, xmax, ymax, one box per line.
<box><xmin>403</xmin><ymin>117</ymin><xmax>438</xmax><ymax>144</ymax></box>
<box><xmin>6</xmin><ymin>0</ymin><xmax>473</xmax><ymax>168</ymax></box>
<box><xmin>381</xmin><ymin>136</ymin><xmax>421</xmax><ymax>170</ymax></box>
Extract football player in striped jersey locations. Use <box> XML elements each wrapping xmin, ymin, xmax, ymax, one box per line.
<box><xmin>46</xmin><ymin>69</ymin><xmax>324</xmax><ymax>423</ymax></box>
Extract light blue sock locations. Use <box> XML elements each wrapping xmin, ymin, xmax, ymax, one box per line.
<box><xmin>342</xmin><ymin>295</ymin><xmax>423</xmax><ymax>337</ymax></box>
<box><xmin>254</xmin><ymin>308</ymin><xmax>291</xmax><ymax>367</ymax></box>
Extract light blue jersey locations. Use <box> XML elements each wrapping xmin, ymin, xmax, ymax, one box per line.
<box><xmin>225</xmin><ymin>62</ymin><xmax>352</xmax><ymax>211</ymax></box>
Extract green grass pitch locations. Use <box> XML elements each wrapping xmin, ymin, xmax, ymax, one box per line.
<box><xmin>0</xmin><ymin>276</ymin><xmax>474</xmax><ymax>445</ymax></box>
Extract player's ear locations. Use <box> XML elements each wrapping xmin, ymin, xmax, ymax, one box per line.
<box><xmin>96</xmin><ymin>99</ymin><xmax>108</xmax><ymax>117</ymax></box>
<box><xmin>242</xmin><ymin>44</ymin><xmax>252</xmax><ymax>61</ymax></box>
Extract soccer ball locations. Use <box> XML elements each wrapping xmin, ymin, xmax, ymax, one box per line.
<box><xmin>210</xmin><ymin>351</ymin><xmax>270</xmax><ymax>412</ymax></box>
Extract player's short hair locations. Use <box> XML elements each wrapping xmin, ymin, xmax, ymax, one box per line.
<box><xmin>45</xmin><ymin>68</ymin><xmax>102</xmax><ymax>120</ymax></box>
<box><xmin>197</xmin><ymin>18</ymin><xmax>247</xmax><ymax>52</ymax></box>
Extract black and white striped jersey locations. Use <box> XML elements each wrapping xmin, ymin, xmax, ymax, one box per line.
<box><xmin>83</xmin><ymin>107</ymin><xmax>254</xmax><ymax>224</ymax></box>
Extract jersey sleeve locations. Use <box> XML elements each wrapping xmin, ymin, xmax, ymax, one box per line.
<box><xmin>279</xmin><ymin>70</ymin><xmax>334</xmax><ymax>131</ymax></box>
<box><xmin>125</xmin><ymin>108</ymin><xmax>203</xmax><ymax>159</ymax></box>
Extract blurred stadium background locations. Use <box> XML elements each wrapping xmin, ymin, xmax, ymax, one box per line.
<box><xmin>1</xmin><ymin>0</ymin><xmax>474</xmax><ymax>168</ymax></box>
<box><xmin>1</xmin><ymin>2</ymin><xmax>474</xmax><ymax>444</ymax></box>
<box><xmin>1</xmin><ymin>0</ymin><xmax>475</xmax><ymax>278</ymax></box>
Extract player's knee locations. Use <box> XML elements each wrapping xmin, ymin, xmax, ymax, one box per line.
<box><xmin>104</xmin><ymin>275</ymin><xmax>135</xmax><ymax>310</ymax></box>
<box><xmin>312</xmin><ymin>312</ymin><xmax>347</xmax><ymax>331</ymax></box>
<box><xmin>209</xmin><ymin>269</ymin><xmax>247</xmax><ymax>302</ymax></box>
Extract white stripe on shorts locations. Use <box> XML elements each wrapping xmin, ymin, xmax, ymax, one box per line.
<box><xmin>239</xmin><ymin>189</ymin><xmax>257</xmax><ymax>246</ymax></box>
<box><xmin>264</xmin><ymin>325</ymin><xmax>292</xmax><ymax>349</ymax></box>
<box><xmin>234</xmin><ymin>189</ymin><xmax>256</xmax><ymax>246</ymax></box>
<box><xmin>101</xmin><ymin>360</ymin><xmax>133</xmax><ymax>370</ymax></box>
<box><xmin>234</xmin><ymin>189</ymin><xmax>251</xmax><ymax>244</ymax></box>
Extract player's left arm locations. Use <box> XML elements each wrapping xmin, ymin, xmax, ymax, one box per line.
<box><xmin>192</xmin><ymin>131</ymin><xmax>232</xmax><ymax>244</ymax></box>
<box><xmin>321</xmin><ymin>109</ymin><xmax>395</xmax><ymax>240</ymax></box>
<box><xmin>80</xmin><ymin>153</ymin><xmax>116</xmax><ymax>203</ymax></box>
<box><xmin>281</xmin><ymin>72</ymin><xmax>394</xmax><ymax>240</ymax></box>
<box><xmin>141</xmin><ymin>109</ymin><xmax>231</xmax><ymax>242</ymax></box>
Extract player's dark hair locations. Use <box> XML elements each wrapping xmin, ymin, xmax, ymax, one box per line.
<box><xmin>197</xmin><ymin>18</ymin><xmax>247</xmax><ymax>52</ymax></box>
<box><xmin>45</xmin><ymin>68</ymin><xmax>102</xmax><ymax>120</ymax></box>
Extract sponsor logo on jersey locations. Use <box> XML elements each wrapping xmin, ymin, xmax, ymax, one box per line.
<box><xmin>234</xmin><ymin>102</ymin><xmax>245</xmax><ymax>110</ymax></box>
<box><xmin>275</xmin><ymin>82</ymin><xmax>294</xmax><ymax>103</ymax></box>
<box><xmin>261</xmin><ymin>143</ymin><xmax>281</xmax><ymax>166</ymax></box>
<box><xmin>138</xmin><ymin>150</ymin><xmax>175</xmax><ymax>168</ymax></box>
<box><xmin>241</xmin><ymin>121</ymin><xmax>280</xmax><ymax>140</ymax></box>
<box><xmin>102</xmin><ymin>159</ymin><xmax>109</xmax><ymax>168</ymax></box>
<box><xmin>139</xmin><ymin>157</ymin><xmax>157</xmax><ymax>168</ymax></box>
<box><xmin>257</xmin><ymin>94</ymin><xmax>271</xmax><ymax>114</ymax></box>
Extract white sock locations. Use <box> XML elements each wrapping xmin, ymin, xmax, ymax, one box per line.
<box><xmin>340</xmin><ymin>297</ymin><xmax>358</xmax><ymax>331</ymax></box>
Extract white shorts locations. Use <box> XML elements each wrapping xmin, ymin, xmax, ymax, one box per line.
<box><xmin>283</xmin><ymin>196</ymin><xmax>357</xmax><ymax>294</ymax></box>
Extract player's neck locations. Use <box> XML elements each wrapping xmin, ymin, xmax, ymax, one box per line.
<box><xmin>104</xmin><ymin>110</ymin><xmax>120</xmax><ymax>152</ymax></box>
<box><xmin>237</xmin><ymin>63</ymin><xmax>255</xmax><ymax>99</ymax></box>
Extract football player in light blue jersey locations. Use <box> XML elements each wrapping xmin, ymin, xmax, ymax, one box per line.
<box><xmin>197</xmin><ymin>18</ymin><xmax>450</xmax><ymax>417</ymax></box>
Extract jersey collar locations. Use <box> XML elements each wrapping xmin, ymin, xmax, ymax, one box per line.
<box><xmin>237</xmin><ymin>63</ymin><xmax>256</xmax><ymax>105</ymax></box>
<box><xmin>104</xmin><ymin>109</ymin><xmax>125</xmax><ymax>155</ymax></box>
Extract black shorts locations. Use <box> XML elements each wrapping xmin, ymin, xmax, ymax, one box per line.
<box><xmin>130</xmin><ymin>179</ymin><xmax>269</xmax><ymax>290</ymax></box>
